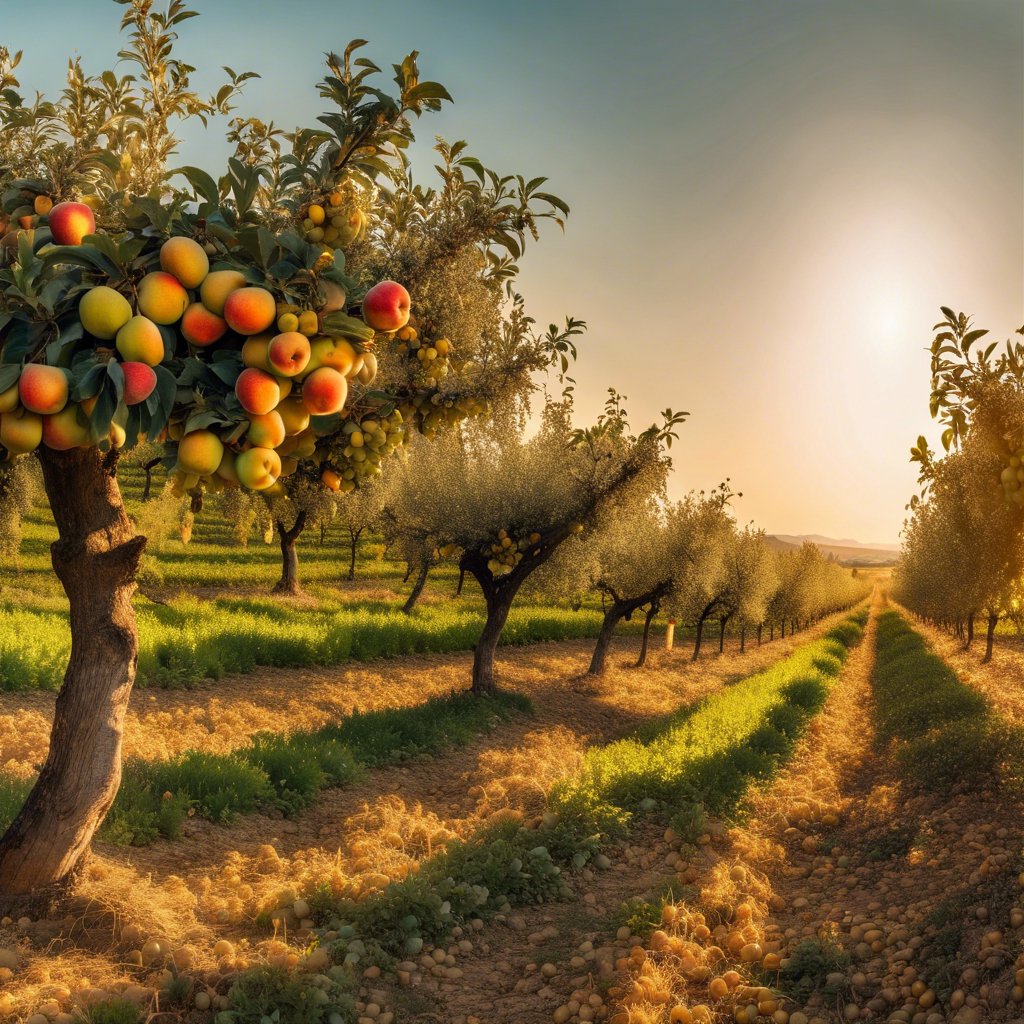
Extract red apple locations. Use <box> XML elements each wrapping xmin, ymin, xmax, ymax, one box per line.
<box><xmin>267</xmin><ymin>331</ymin><xmax>311</xmax><ymax>377</ymax></box>
<box><xmin>121</xmin><ymin>362</ymin><xmax>158</xmax><ymax>405</ymax></box>
<box><xmin>47</xmin><ymin>202</ymin><xmax>96</xmax><ymax>246</ymax></box>
<box><xmin>361</xmin><ymin>280</ymin><xmax>411</xmax><ymax>332</ymax></box>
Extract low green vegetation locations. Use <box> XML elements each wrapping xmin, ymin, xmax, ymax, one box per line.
<box><xmin>0</xmin><ymin>598</ymin><xmax>642</xmax><ymax>692</ymax></box>
<box><xmin>872</xmin><ymin>609</ymin><xmax>1021</xmax><ymax>791</ymax></box>
<box><xmin>1</xmin><ymin>692</ymin><xmax>532</xmax><ymax>843</ymax></box>
<box><xmin>303</xmin><ymin>609</ymin><xmax>866</xmax><ymax>966</ymax></box>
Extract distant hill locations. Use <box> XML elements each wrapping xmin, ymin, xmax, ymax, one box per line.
<box><xmin>766</xmin><ymin>534</ymin><xmax>900</xmax><ymax>567</ymax></box>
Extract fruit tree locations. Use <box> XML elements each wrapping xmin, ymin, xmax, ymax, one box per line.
<box><xmin>0</xmin><ymin>3</ymin><xmax>577</xmax><ymax>900</ymax></box>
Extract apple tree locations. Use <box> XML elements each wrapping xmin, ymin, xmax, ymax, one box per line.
<box><xmin>0</xmin><ymin>2</ymin><xmax>575</xmax><ymax>901</ymax></box>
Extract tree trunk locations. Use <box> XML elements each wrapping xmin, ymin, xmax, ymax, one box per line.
<box><xmin>588</xmin><ymin>605</ymin><xmax>624</xmax><ymax>676</ymax></box>
<box><xmin>455</xmin><ymin>567</ymin><xmax>465</xmax><ymax>597</ymax></box>
<box><xmin>347</xmin><ymin>528</ymin><xmax>362</xmax><ymax>581</ymax></box>
<box><xmin>636</xmin><ymin>602</ymin><xmax>659</xmax><ymax>668</ymax></box>
<box><xmin>966</xmin><ymin>612</ymin><xmax>975</xmax><ymax>648</ymax></box>
<box><xmin>770</xmin><ymin>623</ymin><xmax>774</xmax><ymax>641</ymax></box>
<box><xmin>403</xmin><ymin>562</ymin><xmax>430</xmax><ymax>615</ymax></box>
<box><xmin>273</xmin><ymin>512</ymin><xmax>306</xmax><ymax>595</ymax></box>
<box><xmin>472</xmin><ymin>587</ymin><xmax>517</xmax><ymax>696</ymax></box>
<box><xmin>402</xmin><ymin>562</ymin><xmax>413</xmax><ymax>583</ymax></box>
<box><xmin>320</xmin><ymin>522</ymin><xmax>327</xmax><ymax>546</ymax></box>
<box><xmin>781</xmin><ymin>619</ymin><xmax>786</xmax><ymax>639</ymax></box>
<box><xmin>0</xmin><ymin>447</ymin><xmax>145</xmax><ymax>904</ymax></box>
<box><xmin>757</xmin><ymin>623</ymin><xmax>763</xmax><ymax>646</ymax></box>
<box><xmin>718</xmin><ymin>615</ymin><xmax>729</xmax><ymax>654</ymax></box>
<box><xmin>740</xmin><ymin>625</ymin><xmax>746</xmax><ymax>653</ymax></box>
<box><xmin>983</xmin><ymin>611</ymin><xmax>998</xmax><ymax>664</ymax></box>
<box><xmin>141</xmin><ymin>457</ymin><xmax>160</xmax><ymax>501</ymax></box>
<box><xmin>692</xmin><ymin>613</ymin><xmax>708</xmax><ymax>661</ymax></box>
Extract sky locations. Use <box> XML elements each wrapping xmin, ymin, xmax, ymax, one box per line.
<box><xmin>3</xmin><ymin>0</ymin><xmax>1022</xmax><ymax>545</ymax></box>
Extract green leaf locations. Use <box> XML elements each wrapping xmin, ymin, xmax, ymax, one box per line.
<box><xmin>0</xmin><ymin>364</ymin><xmax>20</xmax><ymax>393</ymax></box>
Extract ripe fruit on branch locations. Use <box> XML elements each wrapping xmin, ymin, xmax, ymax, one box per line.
<box><xmin>19</xmin><ymin>364</ymin><xmax>68</xmax><ymax>415</ymax></box>
<box><xmin>321</xmin><ymin>469</ymin><xmax>341</xmax><ymax>491</ymax></box>
<box><xmin>235</xmin><ymin>368</ymin><xmax>281</xmax><ymax>416</ymax></box>
<box><xmin>200</xmin><ymin>270</ymin><xmax>247</xmax><ymax>316</ymax></box>
<box><xmin>267</xmin><ymin>332</ymin><xmax>311</xmax><ymax>377</ymax></box>
<box><xmin>362</xmin><ymin>281</ymin><xmax>410</xmax><ymax>332</ymax></box>
<box><xmin>308</xmin><ymin>336</ymin><xmax>359</xmax><ymax>377</ymax></box>
<box><xmin>33</xmin><ymin>195</ymin><xmax>53</xmax><ymax>217</ymax></box>
<box><xmin>80</xmin><ymin>286</ymin><xmax>133</xmax><ymax>340</ymax></box>
<box><xmin>236</xmin><ymin>446</ymin><xmax>282</xmax><ymax>490</ymax></box>
<box><xmin>181</xmin><ymin>302</ymin><xmax>227</xmax><ymax>347</ymax></box>
<box><xmin>0</xmin><ymin>382</ymin><xmax>18</xmax><ymax>414</ymax></box>
<box><xmin>0</xmin><ymin>410</ymin><xmax>43</xmax><ymax>453</ymax></box>
<box><xmin>121</xmin><ymin>362</ymin><xmax>157</xmax><ymax>406</ymax></box>
<box><xmin>224</xmin><ymin>287</ymin><xmax>277</xmax><ymax>335</ymax></box>
<box><xmin>302</xmin><ymin>367</ymin><xmax>348</xmax><ymax>415</ymax></box>
<box><xmin>246</xmin><ymin>411</ymin><xmax>286</xmax><ymax>448</ymax></box>
<box><xmin>42</xmin><ymin>404</ymin><xmax>91</xmax><ymax>450</ymax></box>
<box><xmin>116</xmin><ymin>315</ymin><xmax>165</xmax><ymax>366</ymax></box>
<box><xmin>277</xmin><ymin>396</ymin><xmax>311</xmax><ymax>436</ymax></box>
<box><xmin>137</xmin><ymin>272</ymin><xmax>189</xmax><ymax>325</ymax></box>
<box><xmin>177</xmin><ymin>430</ymin><xmax>225</xmax><ymax>476</ymax></box>
<box><xmin>47</xmin><ymin>201</ymin><xmax>95</xmax><ymax>245</ymax></box>
<box><xmin>159</xmin><ymin>236</ymin><xmax>209</xmax><ymax>288</ymax></box>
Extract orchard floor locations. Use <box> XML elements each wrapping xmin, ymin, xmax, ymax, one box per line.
<box><xmin>0</xmin><ymin>619</ymin><xmax>838</xmax><ymax>1020</ymax></box>
<box><xmin>595</xmin><ymin>598</ymin><xmax>1024</xmax><ymax>1024</ymax></box>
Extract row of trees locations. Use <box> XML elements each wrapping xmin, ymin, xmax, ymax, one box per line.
<box><xmin>894</xmin><ymin>310</ymin><xmax>1024</xmax><ymax>660</ymax></box>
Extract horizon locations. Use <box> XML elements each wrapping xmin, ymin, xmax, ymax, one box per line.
<box><xmin>4</xmin><ymin>0</ymin><xmax>1021</xmax><ymax>541</ymax></box>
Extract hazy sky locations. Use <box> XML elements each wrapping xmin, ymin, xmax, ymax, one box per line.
<box><xmin>4</xmin><ymin>0</ymin><xmax>1022</xmax><ymax>544</ymax></box>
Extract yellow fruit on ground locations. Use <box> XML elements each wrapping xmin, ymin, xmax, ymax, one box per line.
<box><xmin>79</xmin><ymin>286</ymin><xmax>133</xmax><ymax>340</ymax></box>
<box><xmin>200</xmin><ymin>270</ymin><xmax>247</xmax><ymax>316</ymax></box>
<box><xmin>159</xmin><ymin>236</ymin><xmax>209</xmax><ymax>288</ymax></box>
<box><xmin>137</xmin><ymin>271</ymin><xmax>189</xmax><ymax>325</ymax></box>
<box><xmin>177</xmin><ymin>430</ymin><xmax>225</xmax><ymax>476</ymax></box>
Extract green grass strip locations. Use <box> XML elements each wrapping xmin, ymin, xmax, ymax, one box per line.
<box><xmin>0</xmin><ymin>602</ymin><xmax>640</xmax><ymax>692</ymax></box>
<box><xmin>872</xmin><ymin>609</ymin><xmax>1021</xmax><ymax>792</ymax></box>
<box><xmin>303</xmin><ymin>608</ymin><xmax>867</xmax><ymax>965</ymax></box>
<box><xmin>0</xmin><ymin>691</ymin><xmax>532</xmax><ymax>845</ymax></box>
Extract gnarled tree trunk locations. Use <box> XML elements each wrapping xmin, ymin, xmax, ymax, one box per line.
<box><xmin>273</xmin><ymin>511</ymin><xmax>306</xmax><ymax>595</ymax></box>
<box><xmin>0</xmin><ymin>447</ymin><xmax>144</xmax><ymax>905</ymax></box>
<box><xmin>471</xmin><ymin>584</ymin><xmax>519</xmax><ymax>695</ymax></box>
<box><xmin>347</xmin><ymin>527</ymin><xmax>363</xmax><ymax>581</ymax></box>
<box><xmin>141</xmin><ymin>456</ymin><xmax>160</xmax><ymax>501</ymax></box>
<box><xmin>983</xmin><ymin>611</ymin><xmax>998</xmax><ymax>664</ymax></box>
<box><xmin>402</xmin><ymin>562</ymin><xmax>430</xmax><ymax>615</ymax></box>
<box><xmin>635</xmin><ymin>600</ymin><xmax>660</xmax><ymax>668</ymax></box>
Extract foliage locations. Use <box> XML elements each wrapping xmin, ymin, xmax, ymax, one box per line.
<box><xmin>776</xmin><ymin>936</ymin><xmax>852</xmax><ymax>1003</ymax></box>
<box><xmin>79</xmin><ymin>999</ymin><xmax>144</xmax><ymax>1024</ymax></box>
<box><xmin>219</xmin><ymin>964</ymin><xmax>356</xmax><ymax>1024</ymax></box>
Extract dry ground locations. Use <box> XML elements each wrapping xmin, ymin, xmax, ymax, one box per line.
<box><xmin>0</xmin><ymin>622</ymin><xmax>841</xmax><ymax>1020</ymax></box>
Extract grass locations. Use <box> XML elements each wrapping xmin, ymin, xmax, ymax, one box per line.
<box><xmin>872</xmin><ymin>610</ymin><xmax>1021</xmax><ymax>791</ymax></box>
<box><xmin>0</xmin><ymin>598</ymin><xmax>644</xmax><ymax>692</ymax></box>
<box><xmin>302</xmin><ymin>608</ymin><xmax>866</xmax><ymax>963</ymax></box>
<box><xmin>1</xmin><ymin>691</ymin><xmax>532</xmax><ymax>844</ymax></box>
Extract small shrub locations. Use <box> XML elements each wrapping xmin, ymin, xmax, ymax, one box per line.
<box><xmin>777</xmin><ymin>936</ymin><xmax>851</xmax><ymax>1002</ymax></box>
<box><xmin>220</xmin><ymin>965</ymin><xmax>356</xmax><ymax>1024</ymax></box>
<box><xmin>148</xmin><ymin>751</ymin><xmax>273</xmax><ymax>823</ymax></box>
<box><xmin>81</xmin><ymin>1000</ymin><xmax>144</xmax><ymax>1024</ymax></box>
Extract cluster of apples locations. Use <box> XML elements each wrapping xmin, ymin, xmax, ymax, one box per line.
<box><xmin>484</xmin><ymin>528</ymin><xmax>543</xmax><ymax>576</ymax></box>
<box><xmin>0</xmin><ymin>203</ymin><xmax>138</xmax><ymax>454</ymax></box>
<box><xmin>320</xmin><ymin>411</ymin><xmax>407</xmax><ymax>493</ymax></box>
<box><xmin>997</xmin><ymin>447</ymin><xmax>1024</xmax><ymax>506</ymax></box>
<box><xmin>394</xmin><ymin>325</ymin><xmax>452</xmax><ymax>384</ymax></box>
<box><xmin>299</xmin><ymin>189</ymin><xmax>367</xmax><ymax>250</ymax></box>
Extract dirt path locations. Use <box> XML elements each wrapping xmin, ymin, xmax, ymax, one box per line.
<box><xmin>598</xmin><ymin>599</ymin><xmax>1024</xmax><ymax>1024</ymax></box>
<box><xmin>1</xmin><ymin>631</ymin><xmax>786</xmax><ymax>779</ymax></box>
